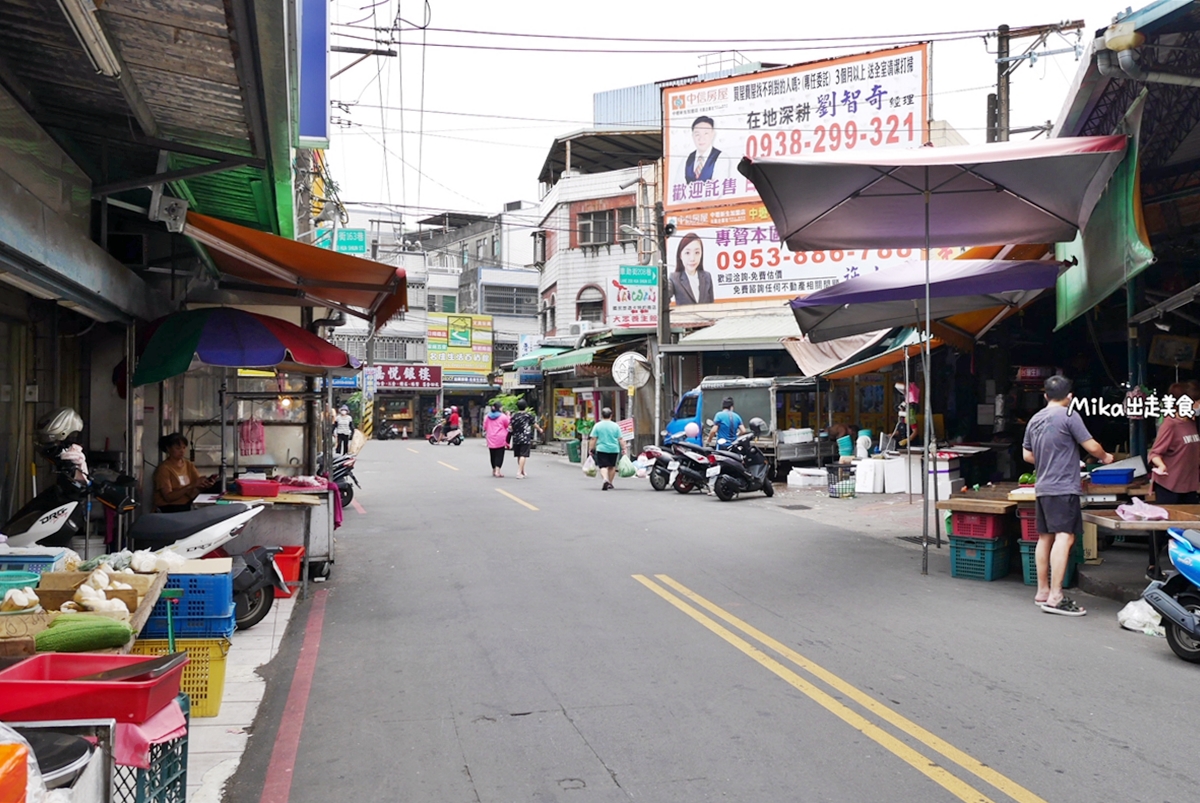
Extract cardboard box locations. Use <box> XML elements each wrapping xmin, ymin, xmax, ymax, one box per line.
<box><xmin>1082</xmin><ymin>521</ymin><xmax>1101</xmax><ymax>564</ymax></box>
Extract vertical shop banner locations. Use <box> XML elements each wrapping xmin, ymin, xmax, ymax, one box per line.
<box><xmin>517</xmin><ymin>334</ymin><xmax>543</xmax><ymax>384</ymax></box>
<box><xmin>427</xmin><ymin>313</ymin><xmax>493</xmax><ymax>382</ymax></box>
<box><xmin>663</xmin><ymin>44</ymin><xmax>929</xmax><ymax>213</ymax></box>
<box><xmin>553</xmin><ymin>388</ymin><xmax>575</xmax><ymax>440</ymax></box>
<box><xmin>664</xmin><ymin>204</ymin><xmax>963</xmax><ymax>303</ymax></box>
<box><xmin>608</xmin><ymin>265</ymin><xmax>659</xmax><ymax>328</ymax></box>
<box><xmin>297</xmin><ymin>0</ymin><xmax>330</xmax><ymax>148</ymax></box>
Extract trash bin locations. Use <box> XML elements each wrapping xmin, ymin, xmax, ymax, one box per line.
<box><xmin>566</xmin><ymin>439</ymin><xmax>581</xmax><ymax>463</ymax></box>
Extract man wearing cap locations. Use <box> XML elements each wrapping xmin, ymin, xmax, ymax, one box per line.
<box><xmin>709</xmin><ymin>396</ymin><xmax>747</xmax><ymax>447</ymax></box>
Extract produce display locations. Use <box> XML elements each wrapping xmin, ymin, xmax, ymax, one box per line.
<box><xmin>33</xmin><ymin>614</ymin><xmax>134</xmax><ymax>652</ymax></box>
<box><xmin>1</xmin><ymin>588</ymin><xmax>39</xmax><ymax>613</ymax></box>
<box><xmin>1019</xmin><ymin>472</ymin><xmax>1036</xmax><ymax>485</ymax></box>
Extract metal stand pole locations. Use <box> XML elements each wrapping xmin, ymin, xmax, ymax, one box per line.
<box><xmin>905</xmin><ymin>352</ymin><xmax>912</xmax><ymax>505</ymax></box>
<box><xmin>922</xmin><ymin>167</ymin><xmax>933</xmax><ymax>575</ymax></box>
<box><xmin>218</xmin><ymin>371</ymin><xmax>228</xmax><ymax>493</ymax></box>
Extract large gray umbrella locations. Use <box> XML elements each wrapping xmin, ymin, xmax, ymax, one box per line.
<box><xmin>739</xmin><ymin>135</ymin><xmax>1127</xmax><ymax>573</ymax></box>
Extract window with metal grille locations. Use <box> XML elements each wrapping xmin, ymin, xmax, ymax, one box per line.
<box><xmin>493</xmin><ymin>342</ymin><xmax>518</xmax><ymax>365</ymax></box>
<box><xmin>616</xmin><ymin>207</ymin><xmax>637</xmax><ymax>241</ymax></box>
<box><xmin>492</xmin><ymin>236</ymin><xmax>500</xmax><ymax>258</ymax></box>
<box><xmin>578</xmin><ymin>301</ymin><xmax>604</xmax><ymax>322</ymax></box>
<box><xmin>476</xmin><ymin>238</ymin><xmax>487</xmax><ymax>260</ymax></box>
<box><xmin>460</xmin><ymin>243</ymin><xmax>468</xmax><ymax>267</ymax></box>
<box><xmin>577</xmin><ymin>210</ymin><xmax>613</xmax><ymax>246</ymax></box>
<box><xmin>481</xmin><ymin>285</ymin><xmax>538</xmax><ymax>316</ymax></box>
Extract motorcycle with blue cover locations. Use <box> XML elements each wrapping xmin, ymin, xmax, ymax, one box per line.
<box><xmin>1142</xmin><ymin>527</ymin><xmax>1200</xmax><ymax>662</ymax></box>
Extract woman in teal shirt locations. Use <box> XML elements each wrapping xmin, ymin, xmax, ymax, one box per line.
<box><xmin>588</xmin><ymin>407</ymin><xmax>626</xmax><ymax>491</ymax></box>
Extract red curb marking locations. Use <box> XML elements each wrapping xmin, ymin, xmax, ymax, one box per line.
<box><xmin>259</xmin><ymin>589</ymin><xmax>328</xmax><ymax>803</ymax></box>
<box><xmin>350</xmin><ymin>499</ymin><xmax>366</xmax><ymax>515</ymax></box>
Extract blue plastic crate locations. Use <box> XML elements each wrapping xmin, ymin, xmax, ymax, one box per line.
<box><xmin>141</xmin><ymin>609</ymin><xmax>235</xmax><ymax>639</ymax></box>
<box><xmin>949</xmin><ymin>535</ymin><xmax>1012</xmax><ymax>581</ymax></box>
<box><xmin>1018</xmin><ymin>540</ymin><xmax>1083</xmax><ymax>588</ymax></box>
<box><xmin>1090</xmin><ymin>467</ymin><xmax>1135</xmax><ymax>485</ymax></box>
<box><xmin>113</xmin><ymin>694</ymin><xmax>189</xmax><ymax>803</ymax></box>
<box><xmin>0</xmin><ymin>549</ymin><xmax>66</xmax><ymax>575</ymax></box>
<box><xmin>149</xmin><ymin>572</ymin><xmax>233</xmax><ymax>619</ymax></box>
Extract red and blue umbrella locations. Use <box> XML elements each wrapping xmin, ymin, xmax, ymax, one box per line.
<box><xmin>132</xmin><ymin>308</ymin><xmax>359</xmax><ymax>386</ymax></box>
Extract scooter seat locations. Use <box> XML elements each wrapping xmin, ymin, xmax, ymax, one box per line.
<box><xmin>130</xmin><ymin>504</ymin><xmax>252</xmax><ymax>545</ymax></box>
<box><xmin>1178</xmin><ymin>529</ymin><xmax>1200</xmax><ymax>550</ymax></box>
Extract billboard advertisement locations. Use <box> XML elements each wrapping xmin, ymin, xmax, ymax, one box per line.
<box><xmin>664</xmin><ymin>203</ymin><xmax>944</xmax><ymax>304</ymax></box>
<box><xmin>607</xmin><ymin>265</ymin><xmax>659</xmax><ymax>328</ymax></box>
<box><xmin>427</xmin><ymin>313</ymin><xmax>493</xmax><ymax>382</ymax></box>
<box><xmin>662</xmin><ymin>44</ymin><xmax>929</xmax><ymax>213</ymax></box>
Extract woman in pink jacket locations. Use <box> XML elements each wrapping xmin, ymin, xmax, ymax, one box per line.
<box><xmin>483</xmin><ymin>402</ymin><xmax>512</xmax><ymax>478</ymax></box>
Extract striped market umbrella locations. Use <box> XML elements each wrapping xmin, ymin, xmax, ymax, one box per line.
<box><xmin>132</xmin><ymin>308</ymin><xmax>358</xmax><ymax>386</ymax></box>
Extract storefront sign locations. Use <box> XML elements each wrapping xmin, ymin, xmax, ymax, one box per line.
<box><xmin>330</xmin><ymin>375</ymin><xmax>359</xmax><ymax>388</ymax></box>
<box><xmin>427</xmin><ymin>313</ymin><xmax>493</xmax><ymax>376</ymax></box>
<box><xmin>297</xmin><ymin>0</ymin><xmax>330</xmax><ymax>148</ymax></box>
<box><xmin>662</xmin><ymin>44</ymin><xmax>929</xmax><ymax>213</ymax></box>
<box><xmin>374</xmin><ymin>364</ymin><xmax>442</xmax><ymax>390</ymax></box>
<box><xmin>608</xmin><ymin>265</ymin><xmax>659</xmax><ymax>328</ymax></box>
<box><xmin>618</xmin><ymin>418</ymin><xmax>635</xmax><ymax>441</ymax></box>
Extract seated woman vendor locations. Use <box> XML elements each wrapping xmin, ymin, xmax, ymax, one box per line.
<box><xmin>154</xmin><ymin>433</ymin><xmax>215</xmax><ymax>512</ymax></box>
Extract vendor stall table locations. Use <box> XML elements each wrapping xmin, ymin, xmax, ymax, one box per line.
<box><xmin>1082</xmin><ymin>505</ymin><xmax>1200</xmax><ymax>580</ymax></box>
<box><xmin>194</xmin><ymin>488</ymin><xmax>333</xmax><ymax>599</ymax></box>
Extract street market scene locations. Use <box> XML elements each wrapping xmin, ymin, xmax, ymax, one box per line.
<box><xmin>8</xmin><ymin>0</ymin><xmax>1200</xmax><ymax>800</ymax></box>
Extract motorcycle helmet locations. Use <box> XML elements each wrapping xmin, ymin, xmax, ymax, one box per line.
<box><xmin>37</xmin><ymin>407</ymin><xmax>83</xmax><ymax>447</ymax></box>
<box><xmin>451</xmin><ymin>406</ymin><xmax>458</xmax><ymax>412</ymax></box>
<box><xmin>747</xmin><ymin>417</ymin><xmax>766</xmax><ymax>436</ymax></box>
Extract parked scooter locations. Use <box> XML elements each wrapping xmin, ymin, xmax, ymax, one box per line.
<box><xmin>129</xmin><ymin>503</ymin><xmax>286</xmax><ymax>630</ymax></box>
<box><xmin>317</xmin><ymin>451</ymin><xmax>360</xmax><ymax>507</ymax></box>
<box><xmin>1142</xmin><ymin>527</ymin><xmax>1200</xmax><ymax>662</ymax></box>
<box><xmin>668</xmin><ymin>441</ymin><xmax>721</xmax><ymax>494</ymax></box>
<box><xmin>712</xmin><ymin>418</ymin><xmax>775</xmax><ymax>501</ymax></box>
<box><xmin>377</xmin><ymin>422</ymin><xmax>401</xmax><ymax>440</ymax></box>
<box><xmin>3</xmin><ymin>408</ymin><xmax>138</xmax><ymax>548</ymax></box>
<box><xmin>642</xmin><ymin>432</ymin><xmax>689</xmax><ymax>491</ymax></box>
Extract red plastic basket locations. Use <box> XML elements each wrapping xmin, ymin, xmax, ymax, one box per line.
<box><xmin>236</xmin><ymin>479</ymin><xmax>280</xmax><ymax>497</ymax></box>
<box><xmin>1017</xmin><ymin>505</ymin><xmax>1040</xmax><ymax>541</ymax></box>
<box><xmin>0</xmin><ymin>653</ymin><xmax>187</xmax><ymax>724</ymax></box>
<box><xmin>950</xmin><ymin>511</ymin><xmax>1007</xmax><ymax>539</ymax></box>
<box><xmin>273</xmin><ymin>546</ymin><xmax>306</xmax><ymax>598</ymax></box>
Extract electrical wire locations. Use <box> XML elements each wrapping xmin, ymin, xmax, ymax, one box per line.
<box><xmin>357</xmin><ymin>129</ymin><xmax>488</xmax><ymax>207</ymax></box>
<box><xmin>417</xmin><ymin>2</ymin><xmax>429</xmax><ymax>212</ymax></box>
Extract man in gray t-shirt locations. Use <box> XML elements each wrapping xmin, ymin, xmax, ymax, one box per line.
<box><xmin>1021</xmin><ymin>375</ymin><xmax>1112</xmax><ymax>617</ymax></box>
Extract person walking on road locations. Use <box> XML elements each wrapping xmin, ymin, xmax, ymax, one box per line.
<box><xmin>334</xmin><ymin>406</ymin><xmax>354</xmax><ymax>454</ymax></box>
<box><xmin>510</xmin><ymin>399</ymin><xmax>542</xmax><ymax>479</ymax></box>
<box><xmin>589</xmin><ymin>407</ymin><xmax>625</xmax><ymax>491</ymax></box>
<box><xmin>1022</xmin><ymin>375</ymin><xmax>1114</xmax><ymax>616</ymax></box>
<box><xmin>708</xmin><ymin>396</ymin><xmax>747</xmax><ymax>446</ymax></box>
<box><xmin>484</xmin><ymin>402</ymin><xmax>511</xmax><ymax>478</ymax></box>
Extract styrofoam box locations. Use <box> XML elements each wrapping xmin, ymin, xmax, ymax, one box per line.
<box><xmin>884</xmin><ymin>455</ymin><xmax>923</xmax><ymax>494</ymax></box>
<box><xmin>788</xmin><ymin>468</ymin><xmax>827</xmax><ymax>487</ymax></box>
<box><xmin>854</xmin><ymin>459</ymin><xmax>886</xmax><ymax>494</ymax></box>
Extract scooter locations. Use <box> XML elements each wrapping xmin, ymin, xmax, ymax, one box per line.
<box><xmin>712</xmin><ymin>418</ymin><xmax>775</xmax><ymax>501</ymax></box>
<box><xmin>642</xmin><ymin>432</ymin><xmax>689</xmax><ymax>492</ymax></box>
<box><xmin>317</xmin><ymin>452</ymin><xmax>360</xmax><ymax>507</ymax></box>
<box><xmin>3</xmin><ymin>409</ymin><xmax>138</xmax><ymax>548</ymax></box>
<box><xmin>377</xmin><ymin>422</ymin><xmax>401</xmax><ymax>440</ymax></box>
<box><xmin>669</xmin><ymin>442</ymin><xmax>721</xmax><ymax>494</ymax></box>
<box><xmin>427</xmin><ymin>418</ymin><xmax>463</xmax><ymax>445</ymax></box>
<box><xmin>1142</xmin><ymin>527</ymin><xmax>1200</xmax><ymax>662</ymax></box>
<box><xmin>129</xmin><ymin>502</ymin><xmax>287</xmax><ymax>630</ymax></box>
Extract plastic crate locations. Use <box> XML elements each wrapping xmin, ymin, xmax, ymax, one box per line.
<box><xmin>1017</xmin><ymin>505</ymin><xmax>1040</xmax><ymax>541</ymax></box>
<box><xmin>114</xmin><ymin>694</ymin><xmax>190</xmax><ymax>803</ymax></box>
<box><xmin>949</xmin><ymin>535</ymin><xmax>1012</xmax><ymax>581</ymax></box>
<box><xmin>951</xmin><ymin>511</ymin><xmax>1008</xmax><ymax>539</ymax></box>
<box><xmin>149</xmin><ymin>572</ymin><xmax>233</xmax><ymax>620</ymax></box>
<box><xmin>132</xmin><ymin>639</ymin><xmax>229</xmax><ymax>718</ymax></box>
<box><xmin>141</xmin><ymin>610</ymin><xmax>235</xmax><ymax>639</ymax></box>
<box><xmin>0</xmin><ymin>654</ymin><xmax>186</xmax><ymax>724</ymax></box>
<box><xmin>236</xmin><ymin>479</ymin><xmax>280</xmax><ymax>497</ymax></box>
<box><xmin>274</xmin><ymin>546</ymin><xmax>306</xmax><ymax>598</ymax></box>
<box><xmin>1090</xmin><ymin>467</ymin><xmax>1134</xmax><ymax>485</ymax></box>
<box><xmin>1018</xmin><ymin>540</ymin><xmax>1083</xmax><ymax>588</ymax></box>
<box><xmin>827</xmin><ymin>465</ymin><xmax>856</xmax><ymax>498</ymax></box>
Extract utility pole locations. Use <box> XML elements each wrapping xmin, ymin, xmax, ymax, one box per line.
<box><xmin>992</xmin><ymin>20</ymin><xmax>1085</xmax><ymax>142</ymax></box>
<box><xmin>655</xmin><ymin>201</ymin><xmax>671</xmax><ymax>443</ymax></box>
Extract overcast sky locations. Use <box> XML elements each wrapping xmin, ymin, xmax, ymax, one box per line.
<box><xmin>327</xmin><ymin>0</ymin><xmax>1129</xmax><ymax>226</ymax></box>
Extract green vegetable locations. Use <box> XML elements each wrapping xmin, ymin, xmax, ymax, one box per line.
<box><xmin>35</xmin><ymin>615</ymin><xmax>133</xmax><ymax>652</ymax></box>
<box><xmin>1019</xmin><ymin>472</ymin><xmax>1036</xmax><ymax>485</ymax></box>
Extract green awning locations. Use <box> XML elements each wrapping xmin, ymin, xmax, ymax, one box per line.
<box><xmin>541</xmin><ymin>345</ymin><xmax>608</xmax><ymax>372</ymax></box>
<box><xmin>512</xmin><ymin>346</ymin><xmax>567</xmax><ymax>369</ymax></box>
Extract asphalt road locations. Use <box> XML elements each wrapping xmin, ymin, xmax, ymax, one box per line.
<box><xmin>229</xmin><ymin>440</ymin><xmax>1199</xmax><ymax>803</ymax></box>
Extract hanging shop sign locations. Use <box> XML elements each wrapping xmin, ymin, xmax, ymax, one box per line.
<box><xmin>297</xmin><ymin>0</ymin><xmax>330</xmax><ymax>148</ymax></box>
<box><xmin>608</xmin><ymin>265</ymin><xmax>659</xmax><ymax>328</ymax></box>
<box><xmin>662</xmin><ymin>44</ymin><xmax>929</xmax><ymax>213</ymax></box>
<box><xmin>427</xmin><ymin>313</ymin><xmax>493</xmax><ymax>384</ymax></box>
<box><xmin>553</xmin><ymin>388</ymin><xmax>575</xmax><ymax>440</ymax></box>
<box><xmin>373</xmin><ymin>364</ymin><xmax>443</xmax><ymax>390</ymax></box>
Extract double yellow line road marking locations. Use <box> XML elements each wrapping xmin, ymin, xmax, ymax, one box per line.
<box><xmin>634</xmin><ymin>574</ymin><xmax>1047</xmax><ymax>803</ymax></box>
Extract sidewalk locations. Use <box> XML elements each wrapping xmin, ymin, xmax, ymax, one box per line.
<box><xmin>186</xmin><ymin>594</ymin><xmax>297</xmax><ymax>802</ymax></box>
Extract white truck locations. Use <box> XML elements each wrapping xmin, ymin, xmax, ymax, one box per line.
<box><xmin>665</xmin><ymin>376</ymin><xmax>837</xmax><ymax>471</ymax></box>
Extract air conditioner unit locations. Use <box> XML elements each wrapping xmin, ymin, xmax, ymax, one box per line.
<box><xmin>568</xmin><ymin>321</ymin><xmax>593</xmax><ymax>337</ymax></box>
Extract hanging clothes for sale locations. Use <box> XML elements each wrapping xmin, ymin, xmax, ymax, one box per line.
<box><xmin>239</xmin><ymin>417</ymin><xmax>265</xmax><ymax>456</ymax></box>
